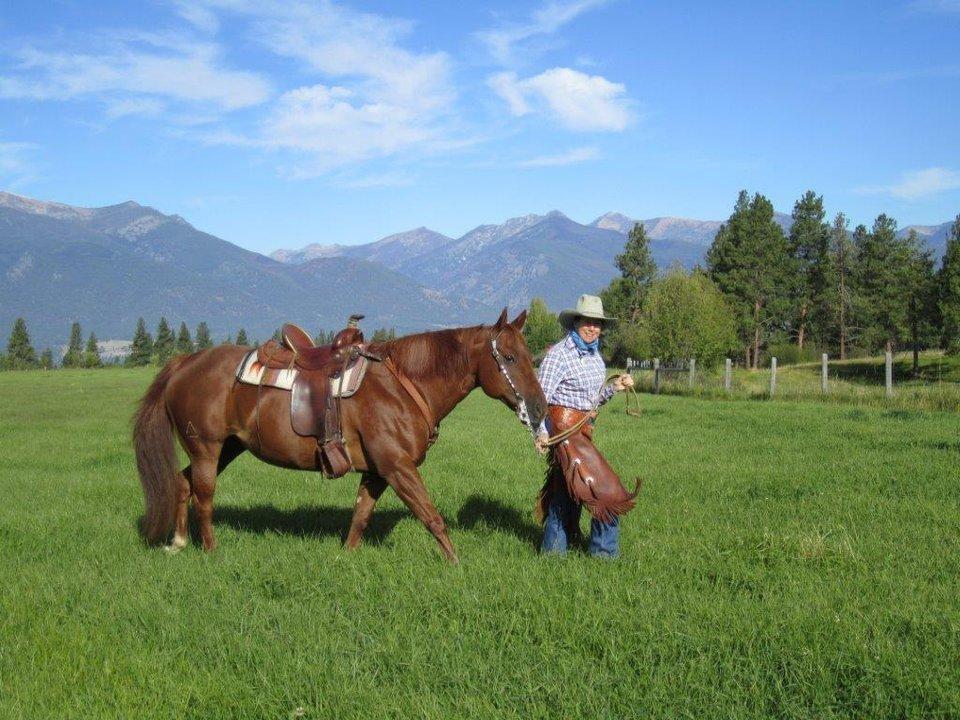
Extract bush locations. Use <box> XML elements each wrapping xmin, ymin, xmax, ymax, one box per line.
<box><xmin>634</xmin><ymin>268</ymin><xmax>737</xmax><ymax>368</ymax></box>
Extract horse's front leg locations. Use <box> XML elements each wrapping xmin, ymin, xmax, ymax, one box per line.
<box><xmin>344</xmin><ymin>472</ymin><xmax>388</xmax><ymax>550</ymax></box>
<box><xmin>384</xmin><ymin>461</ymin><xmax>458</xmax><ymax>564</ymax></box>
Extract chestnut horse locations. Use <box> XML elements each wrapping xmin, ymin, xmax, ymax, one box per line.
<box><xmin>133</xmin><ymin>309</ymin><xmax>546</xmax><ymax>563</ymax></box>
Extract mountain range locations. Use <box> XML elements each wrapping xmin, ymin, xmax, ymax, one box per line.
<box><xmin>0</xmin><ymin>192</ymin><xmax>492</xmax><ymax>353</ymax></box>
<box><xmin>1</xmin><ymin>190</ymin><xmax>954</xmax><ymax>354</ymax></box>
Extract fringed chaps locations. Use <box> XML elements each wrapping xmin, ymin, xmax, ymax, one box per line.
<box><xmin>536</xmin><ymin>406</ymin><xmax>640</xmax><ymax>525</ymax></box>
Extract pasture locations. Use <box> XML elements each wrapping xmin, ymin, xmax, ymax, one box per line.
<box><xmin>1</xmin><ymin>368</ymin><xmax>958</xmax><ymax>719</ymax></box>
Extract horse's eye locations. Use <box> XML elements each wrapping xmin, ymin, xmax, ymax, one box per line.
<box><xmin>505</xmin><ymin>354</ymin><xmax>516</xmax><ymax>363</ymax></box>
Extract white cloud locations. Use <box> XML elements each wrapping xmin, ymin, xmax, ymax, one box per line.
<box><xmin>185</xmin><ymin>1</ymin><xmax>462</xmax><ymax>173</ymax></box>
<box><xmin>517</xmin><ymin>146</ymin><xmax>599</xmax><ymax>167</ymax></box>
<box><xmin>0</xmin><ymin>37</ymin><xmax>271</xmax><ymax>113</ymax></box>
<box><xmin>489</xmin><ymin>67</ymin><xmax>632</xmax><ymax>131</ymax></box>
<box><xmin>0</xmin><ymin>141</ymin><xmax>39</xmax><ymax>188</ymax></box>
<box><xmin>855</xmin><ymin>167</ymin><xmax>960</xmax><ymax>200</ymax></box>
<box><xmin>907</xmin><ymin>0</ymin><xmax>960</xmax><ymax>14</ymax></box>
<box><xmin>478</xmin><ymin>0</ymin><xmax>610</xmax><ymax>64</ymax></box>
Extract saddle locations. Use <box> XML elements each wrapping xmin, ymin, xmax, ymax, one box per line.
<box><xmin>254</xmin><ymin>315</ymin><xmax>375</xmax><ymax>479</ymax></box>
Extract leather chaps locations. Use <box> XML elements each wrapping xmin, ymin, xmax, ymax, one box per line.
<box><xmin>536</xmin><ymin>405</ymin><xmax>640</xmax><ymax>525</ymax></box>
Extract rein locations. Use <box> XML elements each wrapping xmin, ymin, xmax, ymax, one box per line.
<box><xmin>382</xmin><ymin>355</ymin><xmax>439</xmax><ymax>447</ymax></box>
<box><xmin>541</xmin><ymin>372</ymin><xmax>641</xmax><ymax>448</ymax></box>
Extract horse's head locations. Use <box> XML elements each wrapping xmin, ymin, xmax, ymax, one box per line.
<box><xmin>477</xmin><ymin>308</ymin><xmax>547</xmax><ymax>432</ymax></box>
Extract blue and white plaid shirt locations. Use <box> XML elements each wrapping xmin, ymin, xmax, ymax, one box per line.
<box><xmin>537</xmin><ymin>333</ymin><xmax>616</xmax><ymax>434</ymax></box>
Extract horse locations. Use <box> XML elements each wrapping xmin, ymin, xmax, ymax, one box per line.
<box><xmin>133</xmin><ymin>309</ymin><xmax>546</xmax><ymax>563</ymax></box>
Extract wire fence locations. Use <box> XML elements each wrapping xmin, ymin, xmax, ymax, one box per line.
<box><xmin>623</xmin><ymin>352</ymin><xmax>960</xmax><ymax>412</ymax></box>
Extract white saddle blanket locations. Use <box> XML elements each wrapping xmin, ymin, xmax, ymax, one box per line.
<box><xmin>235</xmin><ymin>350</ymin><xmax>369</xmax><ymax>397</ymax></box>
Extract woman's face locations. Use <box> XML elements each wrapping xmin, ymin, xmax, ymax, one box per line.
<box><xmin>575</xmin><ymin>317</ymin><xmax>601</xmax><ymax>344</ymax></box>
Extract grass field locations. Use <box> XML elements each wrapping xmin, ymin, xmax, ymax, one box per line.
<box><xmin>1</xmin><ymin>367</ymin><xmax>958</xmax><ymax>718</ymax></box>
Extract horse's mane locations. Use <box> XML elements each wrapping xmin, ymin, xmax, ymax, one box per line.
<box><xmin>370</xmin><ymin>326</ymin><xmax>479</xmax><ymax>382</ymax></box>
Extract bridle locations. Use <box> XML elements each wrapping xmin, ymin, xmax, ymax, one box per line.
<box><xmin>490</xmin><ymin>327</ymin><xmax>535</xmax><ymax>436</ymax></box>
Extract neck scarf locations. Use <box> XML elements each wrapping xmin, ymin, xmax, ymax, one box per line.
<box><xmin>569</xmin><ymin>329</ymin><xmax>599</xmax><ymax>355</ymax></box>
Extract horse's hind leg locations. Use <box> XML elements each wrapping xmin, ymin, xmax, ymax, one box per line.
<box><xmin>170</xmin><ymin>438</ymin><xmax>245</xmax><ymax>552</ymax></box>
<box><xmin>189</xmin><ymin>455</ymin><xmax>220</xmax><ymax>551</ymax></box>
<box><xmin>384</xmin><ymin>462</ymin><xmax>458</xmax><ymax>564</ymax></box>
<box><xmin>345</xmin><ymin>473</ymin><xmax>388</xmax><ymax>550</ymax></box>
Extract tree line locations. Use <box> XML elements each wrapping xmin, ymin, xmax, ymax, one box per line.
<box><xmin>1</xmin><ymin>317</ymin><xmax>399</xmax><ymax>370</ymax></box>
<box><xmin>525</xmin><ymin>189</ymin><xmax>960</xmax><ymax>372</ymax></box>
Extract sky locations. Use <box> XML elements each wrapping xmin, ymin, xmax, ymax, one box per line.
<box><xmin>1</xmin><ymin>0</ymin><xmax>959</xmax><ymax>254</ymax></box>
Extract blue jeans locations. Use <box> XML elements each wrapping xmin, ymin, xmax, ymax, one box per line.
<box><xmin>541</xmin><ymin>484</ymin><xmax>619</xmax><ymax>557</ymax></box>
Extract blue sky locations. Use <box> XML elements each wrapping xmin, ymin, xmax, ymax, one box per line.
<box><xmin>1</xmin><ymin>0</ymin><xmax>958</xmax><ymax>254</ymax></box>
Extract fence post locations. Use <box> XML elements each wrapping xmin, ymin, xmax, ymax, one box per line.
<box><xmin>653</xmin><ymin>358</ymin><xmax>660</xmax><ymax>394</ymax></box>
<box><xmin>885</xmin><ymin>350</ymin><xmax>893</xmax><ymax>397</ymax></box>
<box><xmin>821</xmin><ymin>353</ymin><xmax>829</xmax><ymax>394</ymax></box>
<box><xmin>770</xmin><ymin>357</ymin><xmax>777</xmax><ymax>397</ymax></box>
<box><xmin>725</xmin><ymin>358</ymin><xmax>732</xmax><ymax>392</ymax></box>
<box><xmin>688</xmin><ymin>358</ymin><xmax>696</xmax><ymax>389</ymax></box>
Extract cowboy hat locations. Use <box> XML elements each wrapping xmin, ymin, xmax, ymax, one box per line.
<box><xmin>558</xmin><ymin>294</ymin><xmax>618</xmax><ymax>331</ymax></box>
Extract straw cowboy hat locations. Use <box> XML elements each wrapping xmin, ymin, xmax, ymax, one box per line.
<box><xmin>558</xmin><ymin>294</ymin><xmax>619</xmax><ymax>331</ymax></box>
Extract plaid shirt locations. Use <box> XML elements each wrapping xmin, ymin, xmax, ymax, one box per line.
<box><xmin>537</xmin><ymin>334</ymin><xmax>615</xmax><ymax>433</ymax></box>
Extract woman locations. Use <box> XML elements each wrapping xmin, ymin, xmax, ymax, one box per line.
<box><xmin>535</xmin><ymin>294</ymin><xmax>635</xmax><ymax>558</ymax></box>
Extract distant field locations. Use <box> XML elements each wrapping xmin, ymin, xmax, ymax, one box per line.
<box><xmin>1</xmin><ymin>368</ymin><xmax>958</xmax><ymax>718</ymax></box>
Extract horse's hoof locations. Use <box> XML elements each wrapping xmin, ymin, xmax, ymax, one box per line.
<box><xmin>164</xmin><ymin>543</ymin><xmax>184</xmax><ymax>555</ymax></box>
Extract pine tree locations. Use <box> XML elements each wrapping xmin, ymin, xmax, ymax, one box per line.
<box><xmin>83</xmin><ymin>332</ymin><xmax>102</xmax><ymax>368</ymax></box>
<box><xmin>154</xmin><ymin>317</ymin><xmax>175</xmax><ymax>364</ymax></box>
<box><xmin>707</xmin><ymin>191</ymin><xmax>793</xmax><ymax>367</ymax></box>
<box><xmin>788</xmin><ymin>191</ymin><xmax>832</xmax><ymax>350</ymax></box>
<box><xmin>62</xmin><ymin>321</ymin><xmax>83</xmax><ymax>368</ymax></box>
<box><xmin>126</xmin><ymin>318</ymin><xmax>154</xmax><ymax>367</ymax></box>
<box><xmin>195</xmin><ymin>322</ymin><xmax>213</xmax><ymax>350</ymax></box>
<box><xmin>313</xmin><ymin>329</ymin><xmax>327</xmax><ymax>346</ymax></box>
<box><xmin>615</xmin><ymin>222</ymin><xmax>657</xmax><ymax>321</ymax></box>
<box><xmin>830</xmin><ymin>213</ymin><xmax>857</xmax><ymax>359</ymax></box>
<box><xmin>903</xmin><ymin>230</ymin><xmax>938</xmax><ymax>376</ymax></box>
<box><xmin>856</xmin><ymin>215</ymin><xmax>913</xmax><ymax>353</ymax></box>
<box><xmin>40</xmin><ymin>349</ymin><xmax>54</xmax><ymax>369</ymax></box>
<box><xmin>177</xmin><ymin>322</ymin><xmax>193</xmax><ymax>354</ymax></box>
<box><xmin>939</xmin><ymin>216</ymin><xmax>960</xmax><ymax>354</ymax></box>
<box><xmin>6</xmin><ymin>318</ymin><xmax>38</xmax><ymax>369</ymax></box>
<box><xmin>235</xmin><ymin>328</ymin><xmax>249</xmax><ymax>346</ymax></box>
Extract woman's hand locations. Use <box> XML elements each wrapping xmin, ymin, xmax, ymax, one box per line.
<box><xmin>535</xmin><ymin>433</ymin><xmax>550</xmax><ymax>455</ymax></box>
<box><xmin>612</xmin><ymin>373</ymin><xmax>635</xmax><ymax>392</ymax></box>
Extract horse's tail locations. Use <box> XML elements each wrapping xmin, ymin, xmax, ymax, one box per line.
<box><xmin>133</xmin><ymin>355</ymin><xmax>189</xmax><ymax>544</ymax></box>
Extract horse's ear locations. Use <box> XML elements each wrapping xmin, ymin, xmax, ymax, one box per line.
<box><xmin>511</xmin><ymin>310</ymin><xmax>527</xmax><ymax>330</ymax></box>
<box><xmin>494</xmin><ymin>307</ymin><xmax>508</xmax><ymax>330</ymax></box>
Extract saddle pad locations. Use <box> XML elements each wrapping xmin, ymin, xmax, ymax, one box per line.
<box><xmin>235</xmin><ymin>350</ymin><xmax>369</xmax><ymax>397</ymax></box>
<box><xmin>236</xmin><ymin>350</ymin><xmax>297</xmax><ymax>389</ymax></box>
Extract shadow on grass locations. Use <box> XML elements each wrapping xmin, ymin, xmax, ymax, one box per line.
<box><xmin>455</xmin><ymin>495</ymin><xmax>541</xmax><ymax>546</ymax></box>
<box><xmin>212</xmin><ymin>504</ymin><xmax>406</xmax><ymax>546</ymax></box>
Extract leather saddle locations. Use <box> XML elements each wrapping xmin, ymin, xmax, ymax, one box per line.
<box><xmin>254</xmin><ymin>315</ymin><xmax>376</xmax><ymax>479</ymax></box>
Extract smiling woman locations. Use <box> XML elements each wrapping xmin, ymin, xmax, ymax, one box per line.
<box><xmin>535</xmin><ymin>294</ymin><xmax>638</xmax><ymax>558</ymax></box>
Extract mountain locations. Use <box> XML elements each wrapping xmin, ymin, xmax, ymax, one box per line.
<box><xmin>899</xmin><ymin>220</ymin><xmax>955</xmax><ymax>260</ymax></box>
<box><xmin>0</xmin><ymin>192</ymin><xmax>491</xmax><ymax>353</ymax></box>
<box><xmin>590</xmin><ymin>211</ymin><xmax>793</xmax><ymax>246</ymax></box>
<box><xmin>392</xmin><ymin>211</ymin><xmax>626</xmax><ymax>310</ymax></box>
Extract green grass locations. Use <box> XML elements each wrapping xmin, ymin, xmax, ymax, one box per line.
<box><xmin>1</xmin><ymin>368</ymin><xmax>958</xmax><ymax>718</ymax></box>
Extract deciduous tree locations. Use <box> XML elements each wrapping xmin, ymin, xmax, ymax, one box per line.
<box><xmin>523</xmin><ymin>297</ymin><xmax>563</xmax><ymax>358</ymax></box>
